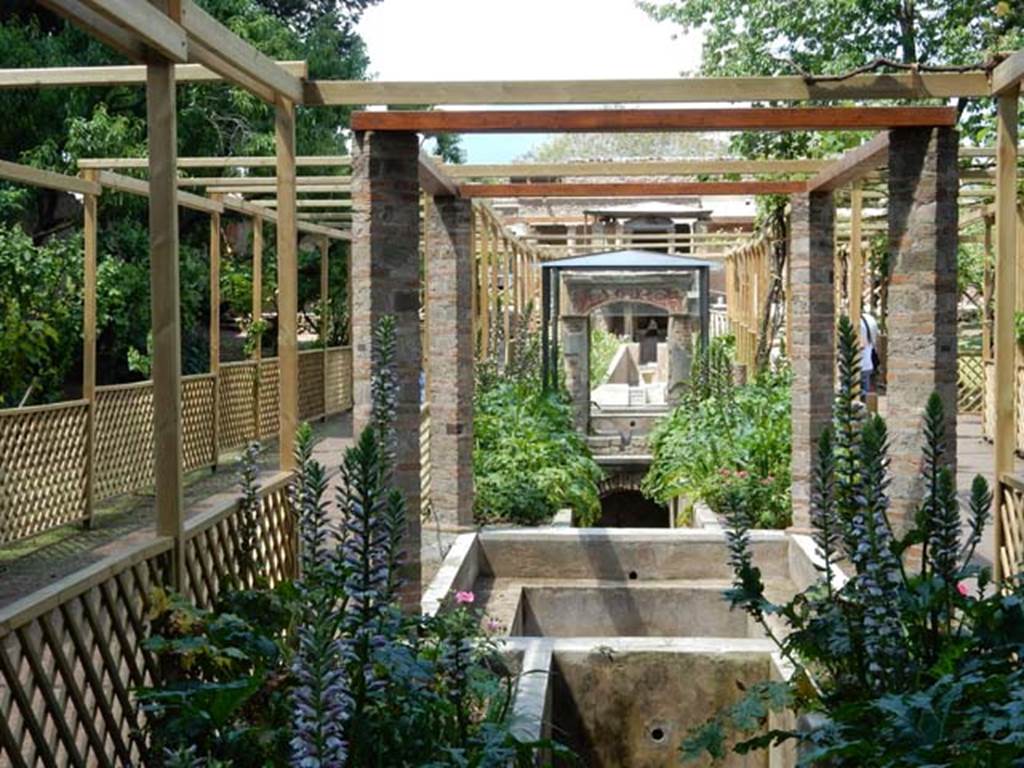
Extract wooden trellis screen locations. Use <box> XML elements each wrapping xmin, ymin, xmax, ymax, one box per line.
<box><xmin>0</xmin><ymin>348</ymin><xmax>352</xmax><ymax>546</ymax></box>
<box><xmin>724</xmin><ymin>234</ymin><xmax>772</xmax><ymax>370</ymax></box>
<box><xmin>0</xmin><ymin>471</ymin><xmax>295</xmax><ymax>767</ymax></box>
<box><xmin>472</xmin><ymin>202</ymin><xmax>543</xmax><ymax>359</ymax></box>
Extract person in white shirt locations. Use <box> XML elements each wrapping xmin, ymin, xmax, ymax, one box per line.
<box><xmin>859</xmin><ymin>312</ymin><xmax>880</xmax><ymax>396</ymax></box>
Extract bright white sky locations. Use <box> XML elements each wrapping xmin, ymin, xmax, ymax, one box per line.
<box><xmin>356</xmin><ymin>0</ymin><xmax>703</xmax><ymax>162</ymax></box>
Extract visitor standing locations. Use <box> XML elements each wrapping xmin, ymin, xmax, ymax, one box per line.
<box><xmin>859</xmin><ymin>312</ymin><xmax>880</xmax><ymax>396</ymax></box>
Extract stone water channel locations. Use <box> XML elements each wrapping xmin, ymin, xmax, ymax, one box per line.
<box><xmin>424</xmin><ymin>526</ymin><xmax>814</xmax><ymax>767</ymax></box>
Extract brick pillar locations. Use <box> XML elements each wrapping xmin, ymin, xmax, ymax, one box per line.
<box><xmin>425</xmin><ymin>195</ymin><xmax>475</xmax><ymax>528</ymax></box>
<box><xmin>351</xmin><ymin>130</ymin><xmax>422</xmax><ymax>605</ymax></box>
<box><xmin>886</xmin><ymin>127</ymin><xmax>959</xmax><ymax>532</ymax></box>
<box><xmin>666</xmin><ymin>313</ymin><xmax>693</xmax><ymax>405</ymax></box>
<box><xmin>790</xmin><ymin>192</ymin><xmax>835</xmax><ymax>529</ymax></box>
<box><xmin>560</xmin><ymin>314</ymin><xmax>590</xmax><ymax>433</ymax></box>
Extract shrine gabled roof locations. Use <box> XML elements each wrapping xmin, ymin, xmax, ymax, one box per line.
<box><xmin>540</xmin><ymin>249</ymin><xmax>714</xmax><ymax>270</ymax></box>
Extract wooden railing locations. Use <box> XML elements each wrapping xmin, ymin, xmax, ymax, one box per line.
<box><xmin>0</xmin><ymin>472</ymin><xmax>295</xmax><ymax>767</ymax></box>
<box><xmin>0</xmin><ymin>347</ymin><xmax>353</xmax><ymax>546</ymax></box>
<box><xmin>420</xmin><ymin>403</ymin><xmax>432</xmax><ymax>516</ymax></box>
<box><xmin>473</xmin><ymin>203</ymin><xmax>542</xmax><ymax>360</ymax></box>
<box><xmin>998</xmin><ymin>472</ymin><xmax>1024</xmax><ymax>580</ymax></box>
<box><xmin>724</xmin><ymin>234</ymin><xmax>772</xmax><ymax>370</ymax></box>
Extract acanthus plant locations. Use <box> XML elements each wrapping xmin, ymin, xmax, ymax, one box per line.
<box><xmin>683</xmin><ymin>316</ymin><xmax>1024</xmax><ymax>767</ymax></box>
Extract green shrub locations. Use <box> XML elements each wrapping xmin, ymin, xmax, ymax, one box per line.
<box><xmin>683</xmin><ymin>317</ymin><xmax>1024</xmax><ymax>766</ymax></box>
<box><xmin>474</xmin><ymin>380</ymin><xmax>602</xmax><ymax>526</ymax></box>
<box><xmin>643</xmin><ymin>337</ymin><xmax>791</xmax><ymax>528</ymax></box>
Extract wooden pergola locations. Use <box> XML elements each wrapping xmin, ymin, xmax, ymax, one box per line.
<box><xmin>0</xmin><ymin>6</ymin><xmax>1023</xmax><ymax>763</ymax></box>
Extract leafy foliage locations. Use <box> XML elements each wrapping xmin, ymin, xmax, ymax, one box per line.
<box><xmin>643</xmin><ymin>336</ymin><xmax>791</xmax><ymax>528</ymax></box>
<box><xmin>0</xmin><ymin>1</ymin><xmax>368</xmax><ymax>403</ymax></box>
<box><xmin>683</xmin><ymin>316</ymin><xmax>1024</xmax><ymax>767</ymax></box>
<box><xmin>588</xmin><ymin>325</ymin><xmax>627</xmax><ymax>388</ymax></box>
<box><xmin>140</xmin><ymin>318</ymin><xmax>561</xmax><ymax>766</ymax></box>
<box><xmin>473</xmin><ymin>306</ymin><xmax>602</xmax><ymax>526</ymax></box>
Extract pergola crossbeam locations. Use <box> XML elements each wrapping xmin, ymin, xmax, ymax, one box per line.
<box><xmin>807</xmin><ymin>133</ymin><xmax>890</xmax><ymax>192</ymax></box>
<box><xmin>459</xmin><ymin>181</ymin><xmax>807</xmax><ymax>198</ymax></box>
<box><xmin>306</xmin><ymin>72</ymin><xmax>990</xmax><ymax>106</ymax></box>
<box><xmin>992</xmin><ymin>51</ymin><xmax>1024</xmax><ymax>96</ymax></box>
<box><xmin>0</xmin><ymin>159</ymin><xmax>101</xmax><ymax>196</ymax></box>
<box><xmin>352</xmin><ymin>107</ymin><xmax>958</xmax><ymax>134</ymax></box>
<box><xmin>75</xmin><ymin>0</ymin><xmax>188</xmax><ymax>62</ymax></box>
<box><xmin>0</xmin><ymin>61</ymin><xmax>308</xmax><ymax>90</ymax></box>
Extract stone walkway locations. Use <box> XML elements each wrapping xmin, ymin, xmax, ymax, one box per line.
<box><xmin>956</xmin><ymin>413</ymin><xmax>1014</xmax><ymax>569</ymax></box>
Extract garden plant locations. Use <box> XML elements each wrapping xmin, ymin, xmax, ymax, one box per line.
<box><xmin>682</xmin><ymin>317</ymin><xmax>1024</xmax><ymax>766</ymax></box>
<box><xmin>138</xmin><ymin>317</ymin><xmax>560</xmax><ymax>767</ymax></box>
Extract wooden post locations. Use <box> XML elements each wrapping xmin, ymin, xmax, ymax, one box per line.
<box><xmin>470</xmin><ymin>207</ymin><xmax>479</xmax><ymax>352</ymax></box>
<box><xmin>983</xmin><ymin>215</ymin><xmax>994</xmax><ymax>361</ymax></box>
<box><xmin>479</xmin><ymin>209</ymin><xmax>490</xmax><ymax>356</ymax></box>
<box><xmin>849</xmin><ymin>181</ymin><xmax>864</xmax><ymax>329</ymax></box>
<box><xmin>147</xmin><ymin>58</ymin><xmax>185</xmax><ymax>590</ymax></box>
<box><xmin>502</xmin><ymin>234</ymin><xmax>511</xmax><ymax>363</ymax></box>
<box><xmin>251</xmin><ymin>215</ymin><xmax>263</xmax><ymax>441</ymax></box>
<box><xmin>209</xmin><ymin>198</ymin><xmax>221</xmax><ymax>466</ymax></box>
<box><xmin>82</xmin><ymin>170</ymin><xmax>98</xmax><ymax>528</ymax></box>
<box><xmin>995</xmin><ymin>89</ymin><xmax>1020</xmax><ymax>582</ymax></box>
<box><xmin>319</xmin><ymin>235</ymin><xmax>329</xmax><ymax>420</ymax></box>
<box><xmin>276</xmin><ymin>99</ymin><xmax>298</xmax><ymax>471</ymax></box>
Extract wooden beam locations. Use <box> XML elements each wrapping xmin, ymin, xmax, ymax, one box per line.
<box><xmin>0</xmin><ymin>159</ymin><xmax>101</xmax><ymax>196</ymax></box>
<box><xmin>458</xmin><ymin>181</ymin><xmax>807</xmax><ymax>198</ymax></box>
<box><xmin>807</xmin><ymin>133</ymin><xmax>890</xmax><ymax>192</ymax></box>
<box><xmin>418</xmin><ymin>152</ymin><xmax>459</xmax><ymax>197</ymax></box>
<box><xmin>992</xmin><ymin>51</ymin><xmax>1024</xmax><ymax>96</ymax></box>
<box><xmin>209</xmin><ymin>196</ymin><xmax>221</xmax><ymax>467</ymax></box>
<box><xmin>352</xmin><ymin>107</ymin><xmax>958</xmax><ymax>135</ymax></box>
<box><xmin>994</xmin><ymin>87</ymin><xmax>1019</xmax><ymax>582</ymax></box>
<box><xmin>146</xmin><ymin>58</ymin><xmax>185</xmax><ymax>590</ymax></box>
<box><xmin>204</xmin><ymin>184</ymin><xmax>350</xmax><ymax>195</ymax></box>
<box><xmin>297</xmin><ymin>221</ymin><xmax>351</xmax><ymax>240</ymax></box>
<box><xmin>180</xmin><ymin>0</ymin><xmax>304</xmax><ymax>104</ymax></box>
<box><xmin>0</xmin><ymin>61</ymin><xmax>308</xmax><ymax>90</ymax></box>
<box><xmin>37</xmin><ymin>0</ymin><xmax>147</xmax><ymax>61</ymax></box>
<box><xmin>77</xmin><ymin>152</ymin><xmax>341</xmax><ymax>169</ymax></box>
<box><xmin>276</xmin><ymin>99</ymin><xmax>298</xmax><ymax>470</ymax></box>
<box><xmin>177</xmin><ymin>175</ymin><xmax>348</xmax><ymax>187</ymax></box>
<box><xmin>253</xmin><ymin>199</ymin><xmax>352</xmax><ymax>209</ymax></box>
<box><xmin>97</xmin><ymin>171</ymin><xmax>223</xmax><ymax>213</ymax></box>
<box><xmin>444</xmin><ymin>159</ymin><xmax>828</xmax><ymax>178</ymax></box>
<box><xmin>75</xmin><ymin>0</ymin><xmax>188</xmax><ymax>62</ymax></box>
<box><xmin>221</xmin><ymin>195</ymin><xmax>278</xmax><ymax>221</ymax></box>
<box><xmin>82</xmin><ymin>170</ymin><xmax>98</xmax><ymax>527</ymax></box>
<box><xmin>307</xmin><ymin>72</ymin><xmax>989</xmax><ymax>106</ymax></box>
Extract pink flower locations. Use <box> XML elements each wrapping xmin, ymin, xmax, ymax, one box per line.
<box><xmin>485</xmin><ymin>616</ymin><xmax>504</xmax><ymax>633</ymax></box>
<box><xmin>957</xmin><ymin>581</ymin><xmax>970</xmax><ymax>597</ymax></box>
<box><xmin>737</xmin><ymin>470</ymin><xmax>748</xmax><ymax>479</ymax></box>
<box><xmin>719</xmin><ymin>468</ymin><xmax>731</xmax><ymax>477</ymax></box>
<box><xmin>454</xmin><ymin>590</ymin><xmax>475</xmax><ymax>605</ymax></box>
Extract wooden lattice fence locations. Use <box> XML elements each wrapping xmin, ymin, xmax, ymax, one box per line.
<box><xmin>0</xmin><ymin>347</ymin><xmax>352</xmax><ymax>547</ymax></box>
<box><xmin>0</xmin><ymin>473</ymin><xmax>296</xmax><ymax>768</ymax></box>
<box><xmin>957</xmin><ymin>353</ymin><xmax>984</xmax><ymax>414</ymax></box>
<box><xmin>0</xmin><ymin>402</ymin><xmax>90</xmax><ymax>544</ymax></box>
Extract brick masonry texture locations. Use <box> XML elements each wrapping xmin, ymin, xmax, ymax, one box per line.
<box><xmin>790</xmin><ymin>191</ymin><xmax>835</xmax><ymax>529</ymax></box>
<box><xmin>351</xmin><ymin>130</ymin><xmax>422</xmax><ymax>605</ymax></box>
<box><xmin>886</xmin><ymin>127</ymin><xmax>959</xmax><ymax>532</ymax></box>
<box><xmin>425</xmin><ymin>195</ymin><xmax>475</xmax><ymax>528</ymax></box>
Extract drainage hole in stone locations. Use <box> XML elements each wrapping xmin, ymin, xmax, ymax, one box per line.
<box><xmin>628</xmin><ymin>570</ymin><xmax>639</xmax><ymax>580</ymax></box>
<box><xmin>650</xmin><ymin>727</ymin><xmax>666</xmax><ymax>743</ymax></box>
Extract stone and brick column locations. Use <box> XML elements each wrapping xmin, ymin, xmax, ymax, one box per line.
<box><xmin>886</xmin><ymin>127</ymin><xmax>959</xmax><ymax>531</ymax></box>
<box><xmin>666</xmin><ymin>313</ymin><xmax>693</xmax><ymax>405</ymax></box>
<box><xmin>425</xmin><ymin>195</ymin><xmax>475</xmax><ymax>528</ymax></box>
<box><xmin>351</xmin><ymin>130</ymin><xmax>422</xmax><ymax>604</ymax></box>
<box><xmin>789</xmin><ymin>191</ymin><xmax>835</xmax><ymax>528</ymax></box>
<box><xmin>560</xmin><ymin>314</ymin><xmax>590</xmax><ymax>433</ymax></box>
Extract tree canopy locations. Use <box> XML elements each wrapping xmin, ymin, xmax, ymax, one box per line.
<box><xmin>0</xmin><ymin>0</ymin><xmax>379</xmax><ymax>404</ymax></box>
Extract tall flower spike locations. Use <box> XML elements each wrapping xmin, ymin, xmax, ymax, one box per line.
<box><xmin>810</xmin><ymin>426</ymin><xmax>839</xmax><ymax>596</ymax></box>
<box><xmin>370</xmin><ymin>314</ymin><xmax>399</xmax><ymax>472</ymax></box>
<box><xmin>915</xmin><ymin>392</ymin><xmax>948</xmax><ymax>572</ymax></box>
<box><xmin>832</xmin><ymin>316</ymin><xmax>865</xmax><ymax>557</ymax></box>
<box><xmin>237</xmin><ymin>441</ymin><xmax>262</xmax><ymax>586</ymax></box>
<box><xmin>960</xmin><ymin>474</ymin><xmax>992</xmax><ymax>568</ymax></box>
<box><xmin>928</xmin><ymin>466</ymin><xmax>961</xmax><ymax>585</ymax></box>
<box><xmin>290</xmin><ymin>422</ymin><xmax>331</xmax><ymax>581</ymax></box>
